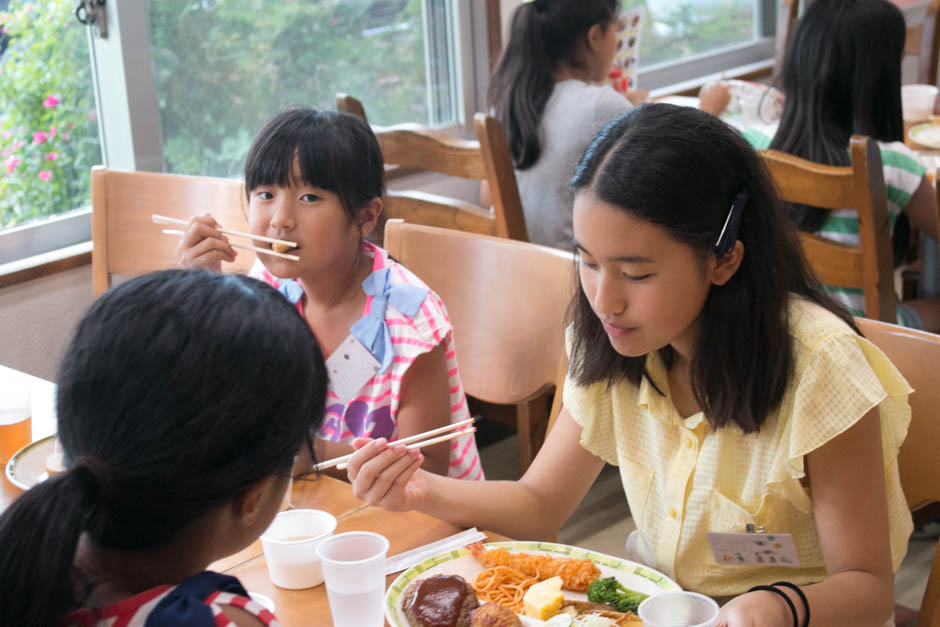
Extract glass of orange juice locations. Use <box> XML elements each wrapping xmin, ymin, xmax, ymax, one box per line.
<box><xmin>0</xmin><ymin>386</ymin><xmax>32</xmax><ymax>465</ymax></box>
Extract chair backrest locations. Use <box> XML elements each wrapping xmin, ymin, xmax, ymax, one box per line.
<box><xmin>91</xmin><ymin>166</ymin><xmax>254</xmax><ymax>296</ymax></box>
<box><xmin>760</xmin><ymin>135</ymin><xmax>897</xmax><ymax>323</ymax></box>
<box><xmin>383</xmin><ymin>220</ymin><xmax>573</xmax><ymax>455</ymax></box>
<box><xmin>336</xmin><ymin>93</ymin><xmax>528</xmax><ymax>244</ymax></box>
<box><xmin>855</xmin><ymin>317</ymin><xmax>940</xmax><ymax>626</ymax></box>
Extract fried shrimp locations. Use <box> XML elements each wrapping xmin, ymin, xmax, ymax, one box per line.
<box><xmin>466</xmin><ymin>542</ymin><xmax>601</xmax><ymax>591</ymax></box>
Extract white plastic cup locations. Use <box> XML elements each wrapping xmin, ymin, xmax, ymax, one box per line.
<box><xmin>902</xmin><ymin>84</ymin><xmax>939</xmax><ymax>121</ymax></box>
<box><xmin>260</xmin><ymin>509</ymin><xmax>337</xmax><ymax>589</ymax></box>
<box><xmin>316</xmin><ymin>531</ymin><xmax>389</xmax><ymax>627</ymax></box>
<box><xmin>638</xmin><ymin>591</ymin><xmax>720</xmax><ymax>627</ymax></box>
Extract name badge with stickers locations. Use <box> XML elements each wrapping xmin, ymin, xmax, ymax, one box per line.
<box><xmin>325</xmin><ymin>335</ymin><xmax>381</xmax><ymax>401</ymax></box>
<box><xmin>707</xmin><ymin>526</ymin><xmax>801</xmax><ymax>567</ymax></box>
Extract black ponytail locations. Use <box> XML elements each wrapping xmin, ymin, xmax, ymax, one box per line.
<box><xmin>0</xmin><ymin>466</ymin><xmax>101</xmax><ymax>626</ymax></box>
<box><xmin>488</xmin><ymin>0</ymin><xmax>618</xmax><ymax>169</ymax></box>
<box><xmin>0</xmin><ymin>270</ymin><xmax>327</xmax><ymax>626</ymax></box>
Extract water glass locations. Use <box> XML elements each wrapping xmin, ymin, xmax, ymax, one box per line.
<box><xmin>638</xmin><ymin>591</ymin><xmax>720</xmax><ymax>627</ymax></box>
<box><xmin>316</xmin><ymin>531</ymin><xmax>389</xmax><ymax>627</ymax></box>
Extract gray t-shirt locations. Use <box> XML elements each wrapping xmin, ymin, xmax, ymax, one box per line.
<box><xmin>515</xmin><ymin>80</ymin><xmax>633</xmax><ymax>249</ymax></box>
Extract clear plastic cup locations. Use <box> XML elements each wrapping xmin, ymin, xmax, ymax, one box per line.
<box><xmin>0</xmin><ymin>385</ymin><xmax>31</xmax><ymax>465</ymax></box>
<box><xmin>316</xmin><ymin>531</ymin><xmax>389</xmax><ymax>627</ymax></box>
<box><xmin>638</xmin><ymin>591</ymin><xmax>720</xmax><ymax>627</ymax></box>
<box><xmin>902</xmin><ymin>84</ymin><xmax>939</xmax><ymax>121</ymax></box>
<box><xmin>260</xmin><ymin>509</ymin><xmax>337</xmax><ymax>589</ymax></box>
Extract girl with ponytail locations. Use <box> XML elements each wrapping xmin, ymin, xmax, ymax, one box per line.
<box><xmin>0</xmin><ymin>269</ymin><xmax>327</xmax><ymax>627</ymax></box>
<box><xmin>486</xmin><ymin>0</ymin><xmax>629</xmax><ymax>249</ymax></box>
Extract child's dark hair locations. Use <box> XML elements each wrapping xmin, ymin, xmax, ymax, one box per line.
<box><xmin>488</xmin><ymin>0</ymin><xmax>618</xmax><ymax>170</ymax></box>
<box><xmin>245</xmin><ymin>107</ymin><xmax>385</xmax><ymax>224</ymax></box>
<box><xmin>0</xmin><ymin>270</ymin><xmax>327</xmax><ymax>627</ymax></box>
<box><xmin>568</xmin><ymin>104</ymin><xmax>857</xmax><ymax>433</ymax></box>
<box><xmin>770</xmin><ymin>0</ymin><xmax>905</xmax><ymax>232</ymax></box>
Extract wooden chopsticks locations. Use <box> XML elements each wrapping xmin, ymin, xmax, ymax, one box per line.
<box><xmin>313</xmin><ymin>417</ymin><xmax>477</xmax><ymax>472</ymax></box>
<box><xmin>153</xmin><ymin>214</ymin><xmax>300</xmax><ymax>261</ymax></box>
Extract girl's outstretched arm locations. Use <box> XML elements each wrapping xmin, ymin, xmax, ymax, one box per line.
<box><xmin>346</xmin><ymin>408</ymin><xmax>605</xmax><ymax>540</ymax></box>
<box><xmin>718</xmin><ymin>407</ymin><xmax>895</xmax><ymax>627</ymax></box>
<box><xmin>904</xmin><ymin>176</ymin><xmax>939</xmax><ymax>242</ymax></box>
<box><xmin>394</xmin><ymin>342</ymin><xmax>456</xmax><ymax>476</ymax></box>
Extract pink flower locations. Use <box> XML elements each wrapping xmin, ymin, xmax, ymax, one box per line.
<box><xmin>67</xmin><ymin>122</ymin><xmax>74</xmax><ymax>130</ymax></box>
<box><xmin>87</xmin><ymin>110</ymin><xmax>97</xmax><ymax>122</ymax></box>
<box><xmin>12</xmin><ymin>140</ymin><xmax>24</xmax><ymax>151</ymax></box>
<box><xmin>49</xmin><ymin>125</ymin><xmax>57</xmax><ymax>138</ymax></box>
<box><xmin>38</xmin><ymin>170</ymin><xmax>52</xmax><ymax>181</ymax></box>
<box><xmin>62</xmin><ymin>132</ymin><xmax>70</xmax><ymax>141</ymax></box>
<box><xmin>2</xmin><ymin>130</ymin><xmax>11</xmax><ymax>139</ymax></box>
<box><xmin>45</xmin><ymin>152</ymin><xmax>57</xmax><ymax>161</ymax></box>
<box><xmin>1</xmin><ymin>27</ymin><xmax>7</xmax><ymax>36</ymax></box>
<box><xmin>5</xmin><ymin>156</ymin><xmax>20</xmax><ymax>174</ymax></box>
<box><xmin>32</xmin><ymin>130</ymin><xmax>47</xmax><ymax>145</ymax></box>
<box><xmin>42</xmin><ymin>94</ymin><xmax>60</xmax><ymax>109</ymax></box>
<box><xmin>331</xmin><ymin>18</ymin><xmax>339</xmax><ymax>26</ymax></box>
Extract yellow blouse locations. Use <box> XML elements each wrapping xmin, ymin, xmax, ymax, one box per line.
<box><xmin>564</xmin><ymin>298</ymin><xmax>914</xmax><ymax>596</ymax></box>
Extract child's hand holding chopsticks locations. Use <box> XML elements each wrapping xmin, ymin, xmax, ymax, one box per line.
<box><xmin>171</xmin><ymin>213</ymin><xmax>239</xmax><ymax>273</ymax></box>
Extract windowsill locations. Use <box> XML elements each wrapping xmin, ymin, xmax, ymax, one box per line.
<box><xmin>0</xmin><ymin>241</ymin><xmax>93</xmax><ymax>289</ymax></box>
<box><xmin>650</xmin><ymin>58</ymin><xmax>775</xmax><ymax>99</ymax></box>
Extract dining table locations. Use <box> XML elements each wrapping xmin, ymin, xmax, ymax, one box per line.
<box><xmin>0</xmin><ymin>362</ymin><xmax>508</xmax><ymax>626</ymax></box>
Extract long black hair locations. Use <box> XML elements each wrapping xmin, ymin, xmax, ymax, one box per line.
<box><xmin>568</xmin><ymin>104</ymin><xmax>857</xmax><ymax>433</ymax></box>
<box><xmin>0</xmin><ymin>270</ymin><xmax>327</xmax><ymax>627</ymax></box>
<box><xmin>770</xmin><ymin>0</ymin><xmax>905</xmax><ymax>232</ymax></box>
<box><xmin>245</xmin><ymin>107</ymin><xmax>385</xmax><ymax>223</ymax></box>
<box><xmin>488</xmin><ymin>0</ymin><xmax>618</xmax><ymax>170</ymax></box>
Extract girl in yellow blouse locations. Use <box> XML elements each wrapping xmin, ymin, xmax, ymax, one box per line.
<box><xmin>345</xmin><ymin>104</ymin><xmax>913</xmax><ymax>627</ymax></box>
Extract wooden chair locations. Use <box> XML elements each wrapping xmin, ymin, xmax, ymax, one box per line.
<box><xmin>91</xmin><ymin>166</ymin><xmax>254</xmax><ymax>296</ymax></box>
<box><xmin>383</xmin><ymin>219</ymin><xmax>573</xmax><ymax>472</ymax></box>
<box><xmin>760</xmin><ymin>135</ymin><xmax>897</xmax><ymax>323</ymax></box>
<box><xmin>336</xmin><ymin>93</ymin><xmax>528</xmax><ymax>244</ymax></box>
<box><xmin>854</xmin><ymin>317</ymin><xmax>940</xmax><ymax>627</ymax></box>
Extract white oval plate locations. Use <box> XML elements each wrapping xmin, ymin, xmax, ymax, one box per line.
<box><xmin>384</xmin><ymin>540</ymin><xmax>680</xmax><ymax>626</ymax></box>
<box><xmin>5</xmin><ymin>435</ymin><xmax>55</xmax><ymax>490</ymax></box>
<box><xmin>908</xmin><ymin>122</ymin><xmax>940</xmax><ymax>149</ymax></box>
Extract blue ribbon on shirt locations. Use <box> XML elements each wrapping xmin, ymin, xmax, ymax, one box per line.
<box><xmin>277</xmin><ymin>279</ymin><xmax>305</xmax><ymax>305</ymax></box>
<box><xmin>350</xmin><ymin>267</ymin><xmax>428</xmax><ymax>373</ymax></box>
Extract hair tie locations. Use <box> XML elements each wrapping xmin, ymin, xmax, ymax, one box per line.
<box><xmin>71</xmin><ymin>456</ymin><xmax>114</xmax><ymax>516</ymax></box>
<box><xmin>748</xmin><ymin>585</ymin><xmax>798</xmax><ymax>627</ymax></box>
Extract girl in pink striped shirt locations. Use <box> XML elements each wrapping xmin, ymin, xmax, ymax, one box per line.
<box><xmin>179</xmin><ymin>108</ymin><xmax>483</xmax><ymax>480</ymax></box>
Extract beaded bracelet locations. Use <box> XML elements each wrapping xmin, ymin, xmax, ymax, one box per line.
<box><xmin>772</xmin><ymin>581</ymin><xmax>810</xmax><ymax>627</ymax></box>
<box><xmin>748</xmin><ymin>584</ymin><xmax>798</xmax><ymax>627</ymax></box>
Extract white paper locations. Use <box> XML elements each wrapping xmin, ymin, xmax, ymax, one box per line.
<box><xmin>384</xmin><ymin>527</ymin><xmax>487</xmax><ymax>575</ymax></box>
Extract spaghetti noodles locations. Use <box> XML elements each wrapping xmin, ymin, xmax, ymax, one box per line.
<box><xmin>472</xmin><ymin>566</ymin><xmax>539</xmax><ymax>612</ymax></box>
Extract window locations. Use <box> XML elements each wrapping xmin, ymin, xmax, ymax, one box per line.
<box><xmin>623</xmin><ymin>0</ymin><xmax>776</xmax><ymax>90</ymax></box>
<box><xmin>0</xmin><ymin>0</ymin><xmax>101</xmax><ymax>263</ymax></box>
<box><xmin>147</xmin><ymin>0</ymin><xmax>467</xmax><ymax>178</ymax></box>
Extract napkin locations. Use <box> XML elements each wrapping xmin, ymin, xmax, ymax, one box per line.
<box><xmin>384</xmin><ymin>527</ymin><xmax>487</xmax><ymax>575</ymax></box>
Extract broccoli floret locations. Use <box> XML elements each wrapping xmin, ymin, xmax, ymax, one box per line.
<box><xmin>586</xmin><ymin>576</ymin><xmax>649</xmax><ymax>613</ymax></box>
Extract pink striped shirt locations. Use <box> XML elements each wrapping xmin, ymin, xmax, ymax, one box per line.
<box><xmin>251</xmin><ymin>241</ymin><xmax>483</xmax><ymax>480</ymax></box>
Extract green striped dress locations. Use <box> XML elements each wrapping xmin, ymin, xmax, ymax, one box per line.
<box><xmin>744</xmin><ymin>129</ymin><xmax>926</xmax><ymax>326</ymax></box>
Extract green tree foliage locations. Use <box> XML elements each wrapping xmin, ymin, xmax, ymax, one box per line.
<box><xmin>150</xmin><ymin>0</ymin><xmax>428</xmax><ymax>178</ymax></box>
<box><xmin>623</xmin><ymin>0</ymin><xmax>754</xmax><ymax>68</ymax></box>
<box><xmin>0</xmin><ymin>0</ymin><xmax>101</xmax><ymax>228</ymax></box>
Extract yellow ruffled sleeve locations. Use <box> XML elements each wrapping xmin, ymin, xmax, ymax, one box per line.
<box><xmin>766</xmin><ymin>329</ymin><xmax>913</xmax><ymax>539</ymax></box>
<box><xmin>563</xmin><ymin>326</ymin><xmax>621</xmax><ymax>466</ymax></box>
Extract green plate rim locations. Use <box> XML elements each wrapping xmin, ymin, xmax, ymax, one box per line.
<box><xmin>384</xmin><ymin>540</ymin><xmax>681</xmax><ymax>626</ymax></box>
<box><xmin>4</xmin><ymin>434</ymin><xmax>55</xmax><ymax>490</ymax></box>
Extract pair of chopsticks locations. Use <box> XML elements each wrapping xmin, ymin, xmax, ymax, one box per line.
<box><xmin>314</xmin><ymin>417</ymin><xmax>477</xmax><ymax>472</ymax></box>
<box><xmin>152</xmin><ymin>214</ymin><xmax>300</xmax><ymax>261</ymax></box>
